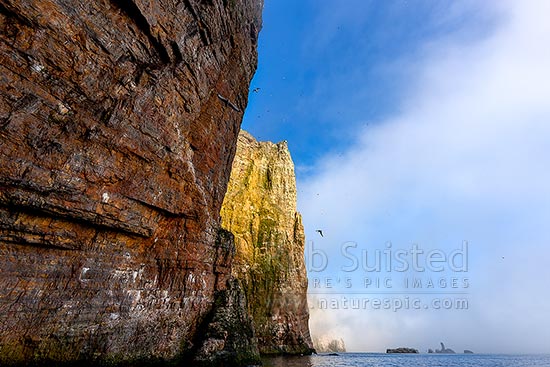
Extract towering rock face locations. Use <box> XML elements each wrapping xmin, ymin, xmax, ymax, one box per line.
<box><xmin>221</xmin><ymin>130</ymin><xmax>313</xmax><ymax>355</ymax></box>
<box><xmin>0</xmin><ymin>0</ymin><xmax>262</xmax><ymax>364</ymax></box>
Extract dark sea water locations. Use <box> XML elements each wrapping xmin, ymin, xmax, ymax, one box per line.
<box><xmin>262</xmin><ymin>353</ymin><xmax>550</xmax><ymax>367</ymax></box>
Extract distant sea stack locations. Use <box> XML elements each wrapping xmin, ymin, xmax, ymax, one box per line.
<box><xmin>313</xmin><ymin>336</ymin><xmax>346</xmax><ymax>353</ymax></box>
<box><xmin>435</xmin><ymin>342</ymin><xmax>456</xmax><ymax>354</ymax></box>
<box><xmin>0</xmin><ymin>0</ymin><xmax>263</xmax><ymax>365</ymax></box>
<box><xmin>221</xmin><ymin>130</ymin><xmax>314</xmax><ymax>355</ymax></box>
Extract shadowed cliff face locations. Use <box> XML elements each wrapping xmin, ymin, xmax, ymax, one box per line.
<box><xmin>0</xmin><ymin>0</ymin><xmax>262</xmax><ymax>364</ymax></box>
<box><xmin>221</xmin><ymin>130</ymin><xmax>314</xmax><ymax>355</ymax></box>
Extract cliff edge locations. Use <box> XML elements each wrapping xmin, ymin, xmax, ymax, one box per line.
<box><xmin>221</xmin><ymin>130</ymin><xmax>314</xmax><ymax>355</ymax></box>
<box><xmin>0</xmin><ymin>0</ymin><xmax>262</xmax><ymax>364</ymax></box>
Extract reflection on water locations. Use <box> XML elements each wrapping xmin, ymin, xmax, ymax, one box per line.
<box><xmin>262</xmin><ymin>355</ymin><xmax>315</xmax><ymax>367</ymax></box>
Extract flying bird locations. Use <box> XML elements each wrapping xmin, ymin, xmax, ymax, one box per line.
<box><xmin>315</xmin><ymin>229</ymin><xmax>324</xmax><ymax>237</ymax></box>
<box><xmin>253</xmin><ymin>87</ymin><xmax>260</xmax><ymax>93</ymax></box>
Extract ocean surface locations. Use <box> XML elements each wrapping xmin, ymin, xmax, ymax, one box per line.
<box><xmin>262</xmin><ymin>353</ymin><xmax>550</xmax><ymax>367</ymax></box>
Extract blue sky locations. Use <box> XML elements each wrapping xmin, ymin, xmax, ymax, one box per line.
<box><xmin>243</xmin><ymin>0</ymin><xmax>550</xmax><ymax>354</ymax></box>
<box><xmin>243</xmin><ymin>0</ymin><xmax>496</xmax><ymax>175</ymax></box>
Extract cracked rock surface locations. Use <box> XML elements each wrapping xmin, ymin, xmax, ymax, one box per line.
<box><xmin>0</xmin><ymin>0</ymin><xmax>262</xmax><ymax>364</ymax></box>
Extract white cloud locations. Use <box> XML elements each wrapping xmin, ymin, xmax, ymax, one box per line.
<box><xmin>300</xmin><ymin>0</ymin><xmax>550</xmax><ymax>353</ymax></box>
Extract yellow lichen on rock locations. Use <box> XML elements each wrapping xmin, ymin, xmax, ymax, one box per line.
<box><xmin>221</xmin><ymin>130</ymin><xmax>313</xmax><ymax>355</ymax></box>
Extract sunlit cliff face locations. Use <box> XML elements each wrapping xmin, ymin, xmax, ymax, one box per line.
<box><xmin>221</xmin><ymin>130</ymin><xmax>313</xmax><ymax>355</ymax></box>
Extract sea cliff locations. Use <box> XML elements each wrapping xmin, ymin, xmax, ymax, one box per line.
<box><xmin>0</xmin><ymin>0</ymin><xmax>262</xmax><ymax>364</ymax></box>
<box><xmin>221</xmin><ymin>131</ymin><xmax>314</xmax><ymax>355</ymax></box>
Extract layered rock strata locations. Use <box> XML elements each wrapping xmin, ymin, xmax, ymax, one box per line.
<box><xmin>0</xmin><ymin>0</ymin><xmax>262</xmax><ymax>364</ymax></box>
